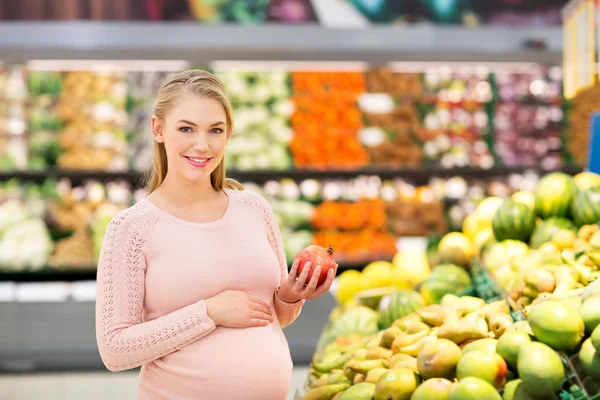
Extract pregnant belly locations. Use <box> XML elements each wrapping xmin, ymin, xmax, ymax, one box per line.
<box><xmin>138</xmin><ymin>323</ymin><xmax>293</xmax><ymax>400</ymax></box>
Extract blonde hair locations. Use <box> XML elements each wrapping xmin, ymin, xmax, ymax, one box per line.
<box><xmin>145</xmin><ymin>69</ymin><xmax>243</xmax><ymax>193</ymax></box>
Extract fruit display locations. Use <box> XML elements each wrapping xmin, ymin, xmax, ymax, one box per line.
<box><xmin>312</xmin><ymin>200</ymin><xmax>387</xmax><ymax>232</ymax></box>
<box><xmin>0</xmin><ymin>179</ymin><xmax>54</xmax><ymax>271</ymax></box>
<box><xmin>419</xmin><ymin>170</ymin><xmax>600</xmax><ymax>397</ymax></box>
<box><xmin>0</xmin><ymin>177</ymin><xmax>134</xmax><ymax>272</ymax></box>
<box><xmin>26</xmin><ymin>71</ymin><xmax>64</xmax><ymax>171</ymax></box>
<box><xmin>492</xmin><ymin>67</ymin><xmax>565</xmax><ymax>169</ymax></box>
<box><xmin>54</xmin><ymin>71</ymin><xmax>129</xmax><ymax>171</ymax></box>
<box><xmin>419</xmin><ymin>65</ymin><xmax>495</xmax><ymax>169</ymax></box>
<box><xmin>359</xmin><ymin>68</ymin><xmax>423</xmax><ymax>167</ymax></box>
<box><xmin>313</xmin><ymin>230</ymin><xmax>397</xmax><ymax>265</ymax></box>
<box><xmin>47</xmin><ymin>178</ymin><xmax>132</xmax><ymax>268</ymax></box>
<box><xmin>290</xmin><ymin>71</ymin><xmax>369</xmax><ymax>169</ymax></box>
<box><xmin>0</xmin><ymin>61</ymin><xmax>580</xmax><ymax>175</ymax></box>
<box><xmin>215</xmin><ymin>70</ymin><xmax>294</xmax><ymax>170</ymax></box>
<box><xmin>431</xmin><ymin>170</ymin><xmax>546</xmax><ymax>231</ymax></box>
<box><xmin>0</xmin><ymin>65</ymin><xmax>28</xmax><ymax>171</ymax></box>
<box><xmin>302</xmin><ymin>292</ymin><xmax>579</xmax><ymax>400</ymax></box>
<box><xmin>386</xmin><ymin>194</ymin><xmax>447</xmax><ymax>237</ymax></box>
<box><xmin>334</xmin><ymin>250</ymin><xmax>432</xmax><ymax>308</ymax></box>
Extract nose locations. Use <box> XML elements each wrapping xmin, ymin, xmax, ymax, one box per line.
<box><xmin>193</xmin><ymin>132</ymin><xmax>210</xmax><ymax>151</ymax></box>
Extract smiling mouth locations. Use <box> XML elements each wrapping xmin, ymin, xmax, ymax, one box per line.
<box><xmin>184</xmin><ymin>156</ymin><xmax>213</xmax><ymax>167</ymax></box>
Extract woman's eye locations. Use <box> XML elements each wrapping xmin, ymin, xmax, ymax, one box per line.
<box><xmin>211</xmin><ymin>128</ymin><xmax>223</xmax><ymax>134</ymax></box>
<box><xmin>180</xmin><ymin>127</ymin><xmax>193</xmax><ymax>133</ymax></box>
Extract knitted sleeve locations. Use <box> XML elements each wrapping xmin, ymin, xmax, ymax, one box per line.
<box><xmin>95</xmin><ymin>205</ymin><xmax>216</xmax><ymax>372</ymax></box>
<box><xmin>237</xmin><ymin>191</ymin><xmax>304</xmax><ymax>328</ymax></box>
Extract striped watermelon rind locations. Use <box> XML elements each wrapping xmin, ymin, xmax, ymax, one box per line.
<box><xmin>492</xmin><ymin>199</ymin><xmax>536</xmax><ymax>243</ymax></box>
<box><xmin>378</xmin><ymin>290</ymin><xmax>425</xmax><ymax>329</ymax></box>
<box><xmin>572</xmin><ymin>186</ymin><xmax>600</xmax><ymax>227</ymax></box>
<box><xmin>529</xmin><ymin>217</ymin><xmax>577</xmax><ymax>248</ymax></box>
<box><xmin>534</xmin><ymin>172</ymin><xmax>578</xmax><ymax>219</ymax></box>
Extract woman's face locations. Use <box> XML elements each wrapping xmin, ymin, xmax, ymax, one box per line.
<box><xmin>152</xmin><ymin>94</ymin><xmax>230</xmax><ymax>185</ymax></box>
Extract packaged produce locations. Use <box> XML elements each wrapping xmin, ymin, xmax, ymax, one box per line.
<box><xmin>420</xmin><ymin>65</ymin><xmax>494</xmax><ymax>169</ymax></box>
<box><xmin>215</xmin><ymin>70</ymin><xmax>294</xmax><ymax>170</ymax></box>
<box><xmin>0</xmin><ymin>65</ymin><xmax>28</xmax><ymax>170</ymax></box>
<box><xmin>0</xmin><ymin>180</ymin><xmax>55</xmax><ymax>271</ymax></box>
<box><xmin>290</xmin><ymin>71</ymin><xmax>368</xmax><ymax>169</ymax></box>
<box><xmin>55</xmin><ymin>70</ymin><xmax>129</xmax><ymax>171</ymax></box>
<box><xmin>26</xmin><ymin>70</ymin><xmax>64</xmax><ymax>170</ymax></box>
<box><xmin>360</xmin><ymin>69</ymin><xmax>424</xmax><ymax>167</ymax></box>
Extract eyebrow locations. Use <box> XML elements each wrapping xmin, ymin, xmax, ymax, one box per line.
<box><xmin>177</xmin><ymin>120</ymin><xmax>225</xmax><ymax>127</ymax></box>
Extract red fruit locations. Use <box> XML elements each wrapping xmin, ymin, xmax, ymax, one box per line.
<box><xmin>296</xmin><ymin>244</ymin><xmax>339</xmax><ymax>286</ymax></box>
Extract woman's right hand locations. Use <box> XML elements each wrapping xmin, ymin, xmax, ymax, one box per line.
<box><xmin>205</xmin><ymin>290</ymin><xmax>274</xmax><ymax>328</ymax></box>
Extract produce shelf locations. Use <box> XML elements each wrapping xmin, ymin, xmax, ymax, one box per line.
<box><xmin>0</xmin><ymin>262</ymin><xmax>373</xmax><ymax>283</ymax></box>
<box><xmin>0</xmin><ymin>165</ymin><xmax>584</xmax><ymax>187</ymax></box>
<box><xmin>0</xmin><ymin>22</ymin><xmax>562</xmax><ymax>64</ymax></box>
<box><xmin>0</xmin><ymin>268</ymin><xmax>97</xmax><ymax>283</ymax></box>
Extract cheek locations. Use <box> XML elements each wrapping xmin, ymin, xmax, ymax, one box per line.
<box><xmin>212</xmin><ymin>135</ymin><xmax>229</xmax><ymax>152</ymax></box>
<box><xmin>164</xmin><ymin>133</ymin><xmax>187</xmax><ymax>154</ymax></box>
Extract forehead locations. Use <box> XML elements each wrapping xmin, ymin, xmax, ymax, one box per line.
<box><xmin>167</xmin><ymin>94</ymin><xmax>227</xmax><ymax>123</ymax></box>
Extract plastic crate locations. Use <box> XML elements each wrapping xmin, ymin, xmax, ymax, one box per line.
<box><xmin>470</xmin><ymin>260</ymin><xmax>504</xmax><ymax>303</ymax></box>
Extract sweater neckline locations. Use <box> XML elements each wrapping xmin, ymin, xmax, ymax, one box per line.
<box><xmin>142</xmin><ymin>188</ymin><xmax>234</xmax><ymax>228</ymax></box>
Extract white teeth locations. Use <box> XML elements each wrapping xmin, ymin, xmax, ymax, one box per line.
<box><xmin>188</xmin><ymin>157</ymin><xmax>208</xmax><ymax>162</ymax></box>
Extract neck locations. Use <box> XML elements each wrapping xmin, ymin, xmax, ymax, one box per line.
<box><xmin>157</xmin><ymin>171</ymin><xmax>219</xmax><ymax>205</ymax></box>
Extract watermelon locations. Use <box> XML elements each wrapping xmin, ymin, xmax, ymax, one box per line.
<box><xmin>572</xmin><ymin>187</ymin><xmax>600</xmax><ymax>227</ymax></box>
<box><xmin>534</xmin><ymin>172</ymin><xmax>578</xmax><ymax>219</ymax></box>
<box><xmin>492</xmin><ymin>200</ymin><xmax>536</xmax><ymax>242</ymax></box>
<box><xmin>331</xmin><ymin>306</ymin><xmax>380</xmax><ymax>337</ymax></box>
<box><xmin>530</xmin><ymin>217</ymin><xmax>577</xmax><ymax>248</ymax></box>
<box><xmin>378</xmin><ymin>290</ymin><xmax>426</xmax><ymax>329</ymax></box>
<box><xmin>419</xmin><ymin>264</ymin><xmax>472</xmax><ymax>305</ymax></box>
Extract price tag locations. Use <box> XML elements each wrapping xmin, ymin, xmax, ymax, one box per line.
<box><xmin>70</xmin><ymin>281</ymin><xmax>97</xmax><ymax>302</ymax></box>
<box><xmin>0</xmin><ymin>282</ymin><xmax>16</xmax><ymax>302</ymax></box>
<box><xmin>15</xmin><ymin>283</ymin><xmax>70</xmax><ymax>303</ymax></box>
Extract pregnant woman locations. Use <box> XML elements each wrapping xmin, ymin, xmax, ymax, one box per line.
<box><xmin>95</xmin><ymin>69</ymin><xmax>334</xmax><ymax>399</ymax></box>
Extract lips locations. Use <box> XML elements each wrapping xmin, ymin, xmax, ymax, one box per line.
<box><xmin>184</xmin><ymin>156</ymin><xmax>212</xmax><ymax>168</ymax></box>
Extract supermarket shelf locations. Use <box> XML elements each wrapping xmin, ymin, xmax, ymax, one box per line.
<box><xmin>0</xmin><ymin>165</ymin><xmax>585</xmax><ymax>187</ymax></box>
<box><xmin>0</xmin><ymin>268</ymin><xmax>97</xmax><ymax>283</ymax></box>
<box><xmin>0</xmin><ymin>22</ymin><xmax>562</xmax><ymax>64</ymax></box>
<box><xmin>0</xmin><ymin>262</ymin><xmax>373</xmax><ymax>282</ymax></box>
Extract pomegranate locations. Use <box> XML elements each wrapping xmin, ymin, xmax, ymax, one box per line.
<box><xmin>295</xmin><ymin>244</ymin><xmax>339</xmax><ymax>286</ymax></box>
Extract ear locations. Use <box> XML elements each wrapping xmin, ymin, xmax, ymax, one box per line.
<box><xmin>151</xmin><ymin>115</ymin><xmax>164</xmax><ymax>143</ymax></box>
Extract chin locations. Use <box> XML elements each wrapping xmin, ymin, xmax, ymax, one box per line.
<box><xmin>180</xmin><ymin>169</ymin><xmax>214</xmax><ymax>184</ymax></box>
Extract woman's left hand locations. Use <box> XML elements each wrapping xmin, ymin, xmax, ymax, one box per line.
<box><xmin>277</xmin><ymin>259</ymin><xmax>335</xmax><ymax>303</ymax></box>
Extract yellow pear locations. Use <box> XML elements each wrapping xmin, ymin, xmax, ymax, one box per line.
<box><xmin>392</xmin><ymin>251</ymin><xmax>431</xmax><ymax>290</ymax></box>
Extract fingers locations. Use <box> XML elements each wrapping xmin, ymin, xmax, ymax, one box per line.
<box><xmin>251</xmin><ymin>300</ymin><xmax>272</xmax><ymax>316</ymax></box>
<box><xmin>311</xmin><ymin>269</ymin><xmax>335</xmax><ymax>298</ymax></box>
<box><xmin>249</xmin><ymin>296</ymin><xmax>270</xmax><ymax>309</ymax></box>
<box><xmin>250</xmin><ymin>318</ymin><xmax>271</xmax><ymax>327</ymax></box>
<box><xmin>252</xmin><ymin>309</ymin><xmax>274</xmax><ymax>322</ymax></box>
<box><xmin>294</xmin><ymin>261</ymin><xmax>312</xmax><ymax>291</ymax></box>
<box><xmin>301</xmin><ymin>265</ymin><xmax>321</xmax><ymax>296</ymax></box>
<box><xmin>288</xmin><ymin>259</ymin><xmax>300</xmax><ymax>283</ymax></box>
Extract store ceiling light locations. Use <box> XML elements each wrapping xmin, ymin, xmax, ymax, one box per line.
<box><xmin>388</xmin><ymin>61</ymin><xmax>544</xmax><ymax>74</ymax></box>
<box><xmin>210</xmin><ymin>60</ymin><xmax>368</xmax><ymax>72</ymax></box>
<box><xmin>26</xmin><ymin>60</ymin><xmax>190</xmax><ymax>72</ymax></box>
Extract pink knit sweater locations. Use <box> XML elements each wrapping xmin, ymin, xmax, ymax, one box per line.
<box><xmin>95</xmin><ymin>188</ymin><xmax>305</xmax><ymax>400</ymax></box>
